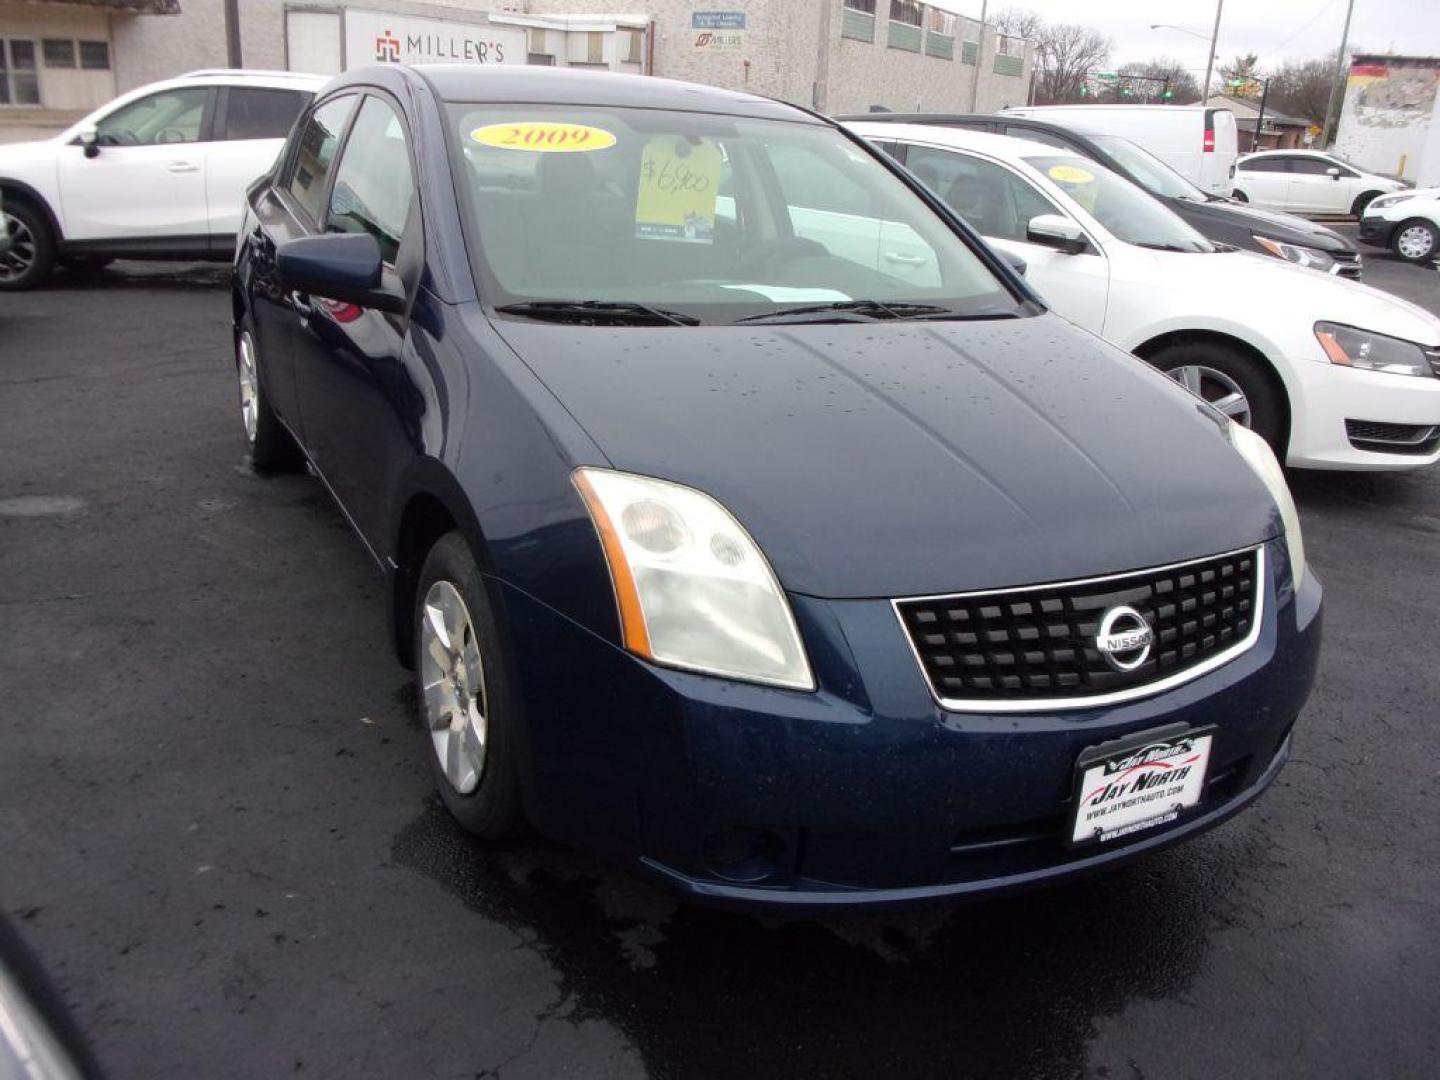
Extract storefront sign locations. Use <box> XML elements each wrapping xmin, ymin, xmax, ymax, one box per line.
<box><xmin>691</xmin><ymin>11</ymin><xmax>745</xmax><ymax>51</ymax></box>
<box><xmin>344</xmin><ymin>8</ymin><xmax>525</xmax><ymax>68</ymax></box>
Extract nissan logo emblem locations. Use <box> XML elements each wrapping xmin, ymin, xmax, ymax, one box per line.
<box><xmin>1096</xmin><ymin>606</ymin><xmax>1154</xmax><ymax>672</ymax></box>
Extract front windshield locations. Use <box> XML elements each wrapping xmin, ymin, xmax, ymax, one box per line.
<box><xmin>447</xmin><ymin>104</ymin><xmax>1024</xmax><ymax>324</ymax></box>
<box><xmin>1025</xmin><ymin>154</ymin><xmax>1215</xmax><ymax>253</ymax></box>
<box><xmin>1085</xmin><ymin>134</ymin><xmax>1209</xmax><ymax>201</ymax></box>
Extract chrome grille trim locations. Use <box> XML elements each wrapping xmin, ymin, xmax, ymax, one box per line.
<box><xmin>892</xmin><ymin>545</ymin><xmax>1268</xmax><ymax>714</ymax></box>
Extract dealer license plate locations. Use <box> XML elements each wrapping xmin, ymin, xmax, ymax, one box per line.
<box><xmin>1070</xmin><ymin>728</ymin><xmax>1213</xmax><ymax>845</ymax></box>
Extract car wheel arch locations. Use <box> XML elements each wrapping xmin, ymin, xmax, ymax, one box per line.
<box><xmin>389</xmin><ymin>474</ymin><xmax>497</xmax><ymax>669</ymax></box>
<box><xmin>1133</xmin><ymin>329</ymin><xmax>1292</xmax><ymax>450</ymax></box>
<box><xmin>0</xmin><ymin>179</ymin><xmax>62</xmax><ymax>240</ymax></box>
<box><xmin>1350</xmin><ymin>190</ymin><xmax>1384</xmax><ymax>216</ymax></box>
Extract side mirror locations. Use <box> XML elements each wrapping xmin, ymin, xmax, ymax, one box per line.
<box><xmin>79</xmin><ymin>126</ymin><xmax>99</xmax><ymax>158</ymax></box>
<box><xmin>1026</xmin><ymin>213</ymin><xmax>1087</xmax><ymax>255</ymax></box>
<box><xmin>998</xmin><ymin>248</ymin><xmax>1027</xmax><ymax>277</ymax></box>
<box><xmin>275</xmin><ymin>233</ymin><xmax>407</xmax><ymax>315</ymax></box>
<box><xmin>1326</xmin><ymin>166</ymin><xmax>1341</xmax><ymax>179</ymax></box>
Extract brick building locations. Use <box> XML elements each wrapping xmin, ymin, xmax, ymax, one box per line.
<box><xmin>0</xmin><ymin>0</ymin><xmax>1034</xmax><ymax>138</ymax></box>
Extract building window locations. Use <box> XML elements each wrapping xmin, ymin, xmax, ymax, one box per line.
<box><xmin>998</xmin><ymin>34</ymin><xmax>1021</xmax><ymax>56</ymax></box>
<box><xmin>79</xmin><ymin>41</ymin><xmax>110</xmax><ymax>71</ymax></box>
<box><xmin>527</xmin><ymin>53</ymin><xmax>556</xmax><ymax>66</ymax></box>
<box><xmin>844</xmin><ymin>0</ymin><xmax>877</xmax><ymax>12</ymax></box>
<box><xmin>925</xmin><ymin>7</ymin><xmax>955</xmax><ymax>58</ymax></box>
<box><xmin>889</xmin><ymin>1</ymin><xmax>923</xmax><ymax>27</ymax></box>
<box><xmin>43</xmin><ymin>39</ymin><xmax>76</xmax><ymax>69</ymax></box>
<box><xmin>927</xmin><ymin>9</ymin><xmax>955</xmax><ymax>35</ymax></box>
<box><xmin>0</xmin><ymin>40</ymin><xmax>41</xmax><ymax>106</ymax></box>
<box><xmin>842</xmin><ymin>0</ymin><xmax>877</xmax><ymax>43</ymax></box>
<box><xmin>626</xmin><ymin>29</ymin><xmax>643</xmax><ymax>64</ymax></box>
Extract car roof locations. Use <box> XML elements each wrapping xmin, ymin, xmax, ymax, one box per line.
<box><xmin>177</xmin><ymin>68</ymin><xmax>329</xmax><ymax>89</ymax></box>
<box><xmin>844</xmin><ymin>121</ymin><xmax>1068</xmax><ymax>162</ymax></box>
<box><xmin>356</xmin><ymin>64</ymin><xmax>815</xmax><ymax>123</ymax></box>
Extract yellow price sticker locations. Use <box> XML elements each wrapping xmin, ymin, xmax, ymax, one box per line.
<box><xmin>470</xmin><ymin>122</ymin><xmax>617</xmax><ymax>153</ymax></box>
<box><xmin>634</xmin><ymin>136</ymin><xmax>723</xmax><ymax>244</ymax></box>
<box><xmin>1047</xmin><ymin>164</ymin><xmax>1095</xmax><ymax>184</ymax></box>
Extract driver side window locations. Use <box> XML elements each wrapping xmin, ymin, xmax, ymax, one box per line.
<box><xmin>903</xmin><ymin>144</ymin><xmax>1061</xmax><ymax>243</ymax></box>
<box><xmin>95</xmin><ymin>87</ymin><xmax>210</xmax><ymax>146</ymax></box>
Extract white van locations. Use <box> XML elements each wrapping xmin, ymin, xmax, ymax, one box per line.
<box><xmin>1000</xmin><ymin>105</ymin><xmax>1239</xmax><ymax>196</ymax></box>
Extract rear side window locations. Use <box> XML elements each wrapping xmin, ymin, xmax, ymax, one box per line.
<box><xmin>287</xmin><ymin>95</ymin><xmax>356</xmax><ymax>223</ymax></box>
<box><xmin>224</xmin><ymin>88</ymin><xmax>309</xmax><ymax>141</ymax></box>
<box><xmin>325</xmin><ymin>96</ymin><xmax>415</xmax><ymax>265</ymax></box>
<box><xmin>1240</xmin><ymin>157</ymin><xmax>1290</xmax><ymax>173</ymax></box>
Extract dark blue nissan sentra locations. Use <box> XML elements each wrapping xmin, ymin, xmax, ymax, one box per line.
<box><xmin>232</xmin><ymin>64</ymin><xmax>1321</xmax><ymax>911</ymax></box>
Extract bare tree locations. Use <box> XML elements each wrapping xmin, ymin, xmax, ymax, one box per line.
<box><xmin>1218</xmin><ymin>52</ymin><xmax>1263</xmax><ymax>98</ymax></box>
<box><xmin>990</xmin><ymin>6</ymin><xmax>1044</xmax><ymax>40</ymax></box>
<box><xmin>1267</xmin><ymin>51</ymin><xmax>1344</xmax><ymax>125</ymax></box>
<box><xmin>1118</xmin><ymin>57</ymin><xmax>1201</xmax><ymax>103</ymax></box>
<box><xmin>990</xmin><ymin>8</ymin><xmax>1110</xmax><ymax>105</ymax></box>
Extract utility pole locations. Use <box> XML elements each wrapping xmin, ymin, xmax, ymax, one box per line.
<box><xmin>969</xmin><ymin>0</ymin><xmax>989</xmax><ymax>112</ymax></box>
<box><xmin>1201</xmin><ymin>0</ymin><xmax>1224</xmax><ymax>104</ymax></box>
<box><xmin>223</xmin><ymin>0</ymin><xmax>242</xmax><ymax>68</ymax></box>
<box><xmin>1320</xmin><ymin>0</ymin><xmax>1357</xmax><ymax>148</ymax></box>
<box><xmin>1252</xmin><ymin>76</ymin><xmax>1270</xmax><ymax>151</ymax></box>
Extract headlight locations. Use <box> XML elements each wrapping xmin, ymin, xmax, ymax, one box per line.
<box><xmin>1314</xmin><ymin>321</ymin><xmax>1434</xmax><ymax>378</ymax></box>
<box><xmin>1227</xmin><ymin>423</ymin><xmax>1305</xmax><ymax>586</ymax></box>
<box><xmin>1253</xmin><ymin>235</ymin><xmax>1335</xmax><ymax>272</ymax></box>
<box><xmin>573</xmin><ymin>467</ymin><xmax>814</xmax><ymax>690</ymax></box>
<box><xmin>1368</xmin><ymin>193</ymin><xmax>1414</xmax><ymax>211</ymax></box>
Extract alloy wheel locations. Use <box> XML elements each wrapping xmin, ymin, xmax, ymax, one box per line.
<box><xmin>0</xmin><ymin>211</ymin><xmax>36</xmax><ymax>284</ymax></box>
<box><xmin>419</xmin><ymin>580</ymin><xmax>488</xmax><ymax>795</ymax></box>
<box><xmin>237</xmin><ymin>331</ymin><xmax>259</xmax><ymax>445</ymax></box>
<box><xmin>1167</xmin><ymin>365</ymin><xmax>1252</xmax><ymax>427</ymax></box>
<box><xmin>1396</xmin><ymin>224</ymin><xmax>1436</xmax><ymax>261</ymax></box>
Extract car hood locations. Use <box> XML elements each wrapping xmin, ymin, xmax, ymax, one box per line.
<box><xmin>1186</xmin><ymin>198</ymin><xmax>1355</xmax><ymax>251</ymax></box>
<box><xmin>1183</xmin><ymin>249</ymin><xmax>1440</xmax><ymax>346</ymax></box>
<box><xmin>495</xmin><ymin>313</ymin><xmax>1279</xmax><ymax>599</ymax></box>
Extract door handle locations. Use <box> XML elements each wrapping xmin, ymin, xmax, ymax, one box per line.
<box><xmin>882</xmin><ymin>251</ymin><xmax>927</xmax><ymax>266</ymax></box>
<box><xmin>166</xmin><ymin>161</ymin><xmax>199</xmax><ymax>173</ymax></box>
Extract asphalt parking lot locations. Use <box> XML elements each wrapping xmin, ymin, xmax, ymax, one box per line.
<box><xmin>2</xmin><ymin>236</ymin><xmax>1438</xmax><ymax>1079</ymax></box>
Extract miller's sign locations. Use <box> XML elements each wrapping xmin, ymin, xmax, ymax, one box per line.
<box><xmin>344</xmin><ymin>9</ymin><xmax>525</xmax><ymax>69</ymax></box>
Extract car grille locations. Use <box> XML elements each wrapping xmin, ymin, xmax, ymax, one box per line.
<box><xmin>1345</xmin><ymin>418</ymin><xmax>1440</xmax><ymax>454</ymax></box>
<box><xmin>894</xmin><ymin>547</ymin><xmax>1264</xmax><ymax>710</ymax></box>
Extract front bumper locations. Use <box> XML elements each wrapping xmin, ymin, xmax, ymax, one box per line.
<box><xmin>1285</xmin><ymin>358</ymin><xmax>1440</xmax><ymax>470</ymax></box>
<box><xmin>499</xmin><ymin>542</ymin><xmax>1322</xmax><ymax>912</ymax></box>
<box><xmin>1358</xmin><ymin>215</ymin><xmax>1397</xmax><ymax>248</ymax></box>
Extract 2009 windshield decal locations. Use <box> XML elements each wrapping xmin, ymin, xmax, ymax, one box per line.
<box><xmin>470</xmin><ymin>122</ymin><xmax>617</xmax><ymax>152</ymax></box>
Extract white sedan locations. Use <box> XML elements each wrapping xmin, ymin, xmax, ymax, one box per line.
<box><xmin>0</xmin><ymin>69</ymin><xmax>325</xmax><ymax>290</ymax></box>
<box><xmin>847</xmin><ymin>122</ymin><xmax>1440</xmax><ymax>471</ymax></box>
<box><xmin>1231</xmin><ymin>149</ymin><xmax>1407</xmax><ymax>218</ymax></box>
<box><xmin>1358</xmin><ymin>187</ymin><xmax>1440</xmax><ymax>263</ymax></box>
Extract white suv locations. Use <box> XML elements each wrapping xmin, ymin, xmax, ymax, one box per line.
<box><xmin>0</xmin><ymin>69</ymin><xmax>325</xmax><ymax>290</ymax></box>
<box><xmin>1232</xmin><ymin>150</ymin><xmax>1408</xmax><ymax>218</ymax></box>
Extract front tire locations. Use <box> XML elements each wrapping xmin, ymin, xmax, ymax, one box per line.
<box><xmin>1148</xmin><ymin>341</ymin><xmax>1286</xmax><ymax>457</ymax></box>
<box><xmin>235</xmin><ymin>317</ymin><xmax>304</xmax><ymax>473</ymax></box>
<box><xmin>414</xmin><ymin>533</ymin><xmax>525</xmax><ymax>839</ymax></box>
<box><xmin>1350</xmin><ymin>191</ymin><xmax>1381</xmax><ymax>218</ymax></box>
<box><xmin>1231</xmin><ymin>189</ymin><xmax>1248</xmax><ymax>203</ymax></box>
<box><xmin>0</xmin><ymin>200</ymin><xmax>55</xmax><ymax>291</ymax></box>
<box><xmin>1391</xmin><ymin>218</ymin><xmax>1438</xmax><ymax>263</ymax></box>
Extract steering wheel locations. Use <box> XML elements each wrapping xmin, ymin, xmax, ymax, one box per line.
<box><xmin>155</xmin><ymin>127</ymin><xmax>189</xmax><ymax>145</ymax></box>
<box><xmin>733</xmin><ymin>236</ymin><xmax>829</xmax><ymax>279</ymax></box>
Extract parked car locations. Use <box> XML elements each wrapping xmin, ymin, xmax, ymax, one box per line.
<box><xmin>234</xmin><ymin>64</ymin><xmax>1320</xmax><ymax>910</ymax></box>
<box><xmin>848</xmin><ymin>122</ymin><xmax>1440</xmax><ymax>469</ymax></box>
<box><xmin>1001</xmin><ymin>104</ymin><xmax>1239</xmax><ymax>197</ymax></box>
<box><xmin>0</xmin><ymin>69</ymin><xmax>324</xmax><ymax>290</ymax></box>
<box><xmin>840</xmin><ymin>112</ymin><xmax>1363</xmax><ymax>278</ymax></box>
<box><xmin>1358</xmin><ymin>187</ymin><xmax>1440</xmax><ymax>263</ymax></box>
<box><xmin>1232</xmin><ymin>149</ymin><xmax>1408</xmax><ymax>217</ymax></box>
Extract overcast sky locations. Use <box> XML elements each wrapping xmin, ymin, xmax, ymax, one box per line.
<box><xmin>972</xmin><ymin>0</ymin><xmax>1440</xmax><ymax>74</ymax></box>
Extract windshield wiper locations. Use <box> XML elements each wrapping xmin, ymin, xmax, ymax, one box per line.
<box><xmin>733</xmin><ymin>300</ymin><xmax>960</xmax><ymax>325</ymax></box>
<box><xmin>1133</xmin><ymin>242</ymin><xmax>1201</xmax><ymax>253</ymax></box>
<box><xmin>495</xmin><ymin>300</ymin><xmax>700</xmax><ymax>327</ymax></box>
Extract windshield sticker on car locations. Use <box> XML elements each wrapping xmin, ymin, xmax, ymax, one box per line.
<box><xmin>720</xmin><ymin>285</ymin><xmax>852</xmax><ymax>302</ymax></box>
<box><xmin>470</xmin><ymin>122</ymin><xmax>617</xmax><ymax>153</ymax></box>
<box><xmin>1047</xmin><ymin>164</ymin><xmax>1095</xmax><ymax>185</ymax></box>
<box><xmin>635</xmin><ymin>136</ymin><xmax>722</xmax><ymax>244</ymax></box>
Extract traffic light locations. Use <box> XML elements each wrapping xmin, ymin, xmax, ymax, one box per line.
<box><xmin>1161</xmin><ymin>83</ymin><xmax>1174</xmax><ymax>100</ymax></box>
